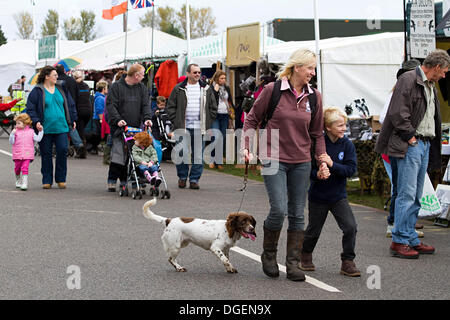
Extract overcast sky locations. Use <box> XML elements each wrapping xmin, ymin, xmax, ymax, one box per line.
<box><xmin>0</xmin><ymin>0</ymin><xmax>405</xmax><ymax>41</ymax></box>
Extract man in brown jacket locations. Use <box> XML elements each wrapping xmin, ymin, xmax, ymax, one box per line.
<box><xmin>375</xmin><ymin>49</ymin><xmax>450</xmax><ymax>259</ymax></box>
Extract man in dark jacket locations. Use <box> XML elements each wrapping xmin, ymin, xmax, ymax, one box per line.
<box><xmin>105</xmin><ymin>64</ymin><xmax>152</xmax><ymax>192</ymax></box>
<box><xmin>375</xmin><ymin>49</ymin><xmax>450</xmax><ymax>259</ymax></box>
<box><xmin>166</xmin><ymin>63</ymin><xmax>218</xmax><ymax>189</ymax></box>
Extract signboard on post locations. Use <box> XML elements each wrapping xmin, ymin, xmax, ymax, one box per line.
<box><xmin>38</xmin><ymin>35</ymin><xmax>56</xmax><ymax>60</ymax></box>
<box><xmin>410</xmin><ymin>0</ymin><xmax>436</xmax><ymax>59</ymax></box>
<box><xmin>226</xmin><ymin>23</ymin><xmax>260</xmax><ymax>67</ymax></box>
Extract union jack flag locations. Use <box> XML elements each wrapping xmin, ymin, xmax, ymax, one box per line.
<box><xmin>130</xmin><ymin>0</ymin><xmax>154</xmax><ymax>9</ymax></box>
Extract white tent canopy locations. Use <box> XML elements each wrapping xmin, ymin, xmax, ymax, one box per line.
<box><xmin>267</xmin><ymin>32</ymin><xmax>405</xmax><ymax>115</ymax></box>
<box><xmin>70</xmin><ymin>27</ymin><xmax>186</xmax><ymax>71</ymax></box>
<box><xmin>0</xmin><ymin>39</ymin><xmax>84</xmax><ymax>96</ymax></box>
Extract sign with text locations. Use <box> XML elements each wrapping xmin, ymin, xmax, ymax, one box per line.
<box><xmin>38</xmin><ymin>35</ymin><xmax>56</xmax><ymax>60</ymax></box>
<box><xmin>410</xmin><ymin>0</ymin><xmax>436</xmax><ymax>58</ymax></box>
<box><xmin>226</xmin><ymin>23</ymin><xmax>260</xmax><ymax>67</ymax></box>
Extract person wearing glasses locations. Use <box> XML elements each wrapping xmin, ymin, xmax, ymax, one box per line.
<box><xmin>167</xmin><ymin>63</ymin><xmax>218</xmax><ymax>189</ymax></box>
<box><xmin>106</xmin><ymin>64</ymin><xmax>152</xmax><ymax>192</ymax></box>
<box><xmin>26</xmin><ymin>65</ymin><xmax>78</xmax><ymax>189</ymax></box>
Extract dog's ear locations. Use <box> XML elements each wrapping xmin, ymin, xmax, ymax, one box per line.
<box><xmin>250</xmin><ymin>216</ymin><xmax>256</xmax><ymax>228</ymax></box>
<box><xmin>225</xmin><ymin>213</ymin><xmax>240</xmax><ymax>238</ymax></box>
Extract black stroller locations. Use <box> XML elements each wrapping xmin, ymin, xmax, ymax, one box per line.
<box><xmin>119</xmin><ymin>126</ymin><xmax>171</xmax><ymax>200</ymax></box>
<box><xmin>151</xmin><ymin>110</ymin><xmax>175</xmax><ymax>161</ymax></box>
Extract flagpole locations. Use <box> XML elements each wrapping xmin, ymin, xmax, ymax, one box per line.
<box><xmin>186</xmin><ymin>0</ymin><xmax>191</xmax><ymax>64</ymax></box>
<box><xmin>151</xmin><ymin>2</ymin><xmax>155</xmax><ymax>60</ymax></box>
<box><xmin>124</xmin><ymin>1</ymin><xmax>129</xmax><ymax>68</ymax></box>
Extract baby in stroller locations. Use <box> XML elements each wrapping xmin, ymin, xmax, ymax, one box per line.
<box><xmin>132</xmin><ymin>131</ymin><xmax>161</xmax><ymax>187</ymax></box>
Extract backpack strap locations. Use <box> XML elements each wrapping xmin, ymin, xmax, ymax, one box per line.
<box><xmin>261</xmin><ymin>80</ymin><xmax>282</xmax><ymax>129</ymax></box>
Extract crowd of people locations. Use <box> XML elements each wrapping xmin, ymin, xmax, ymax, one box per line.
<box><xmin>7</xmin><ymin>47</ymin><xmax>450</xmax><ymax>281</ymax></box>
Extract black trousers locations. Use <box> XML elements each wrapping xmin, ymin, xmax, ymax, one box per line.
<box><xmin>75</xmin><ymin>109</ymin><xmax>92</xmax><ymax>142</ymax></box>
<box><xmin>303</xmin><ymin>198</ymin><xmax>357</xmax><ymax>261</ymax></box>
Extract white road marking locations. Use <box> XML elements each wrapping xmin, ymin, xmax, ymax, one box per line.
<box><xmin>231</xmin><ymin>246</ymin><xmax>341</xmax><ymax>293</ymax></box>
<box><xmin>0</xmin><ymin>149</ymin><xmax>13</xmax><ymax>157</ymax></box>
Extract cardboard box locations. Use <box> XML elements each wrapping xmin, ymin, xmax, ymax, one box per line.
<box><xmin>367</xmin><ymin>115</ymin><xmax>381</xmax><ymax>132</ymax></box>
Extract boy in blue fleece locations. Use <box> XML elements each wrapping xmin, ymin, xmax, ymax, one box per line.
<box><xmin>300</xmin><ymin>107</ymin><xmax>360</xmax><ymax>277</ymax></box>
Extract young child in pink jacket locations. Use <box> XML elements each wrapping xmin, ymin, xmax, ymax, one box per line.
<box><xmin>9</xmin><ymin>113</ymin><xmax>43</xmax><ymax>190</ymax></box>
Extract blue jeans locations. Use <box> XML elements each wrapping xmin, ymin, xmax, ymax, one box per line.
<box><xmin>262</xmin><ymin>161</ymin><xmax>311</xmax><ymax>231</ymax></box>
<box><xmin>174</xmin><ymin>128</ymin><xmax>205</xmax><ymax>183</ymax></box>
<box><xmin>211</xmin><ymin>113</ymin><xmax>229</xmax><ymax>164</ymax></box>
<box><xmin>39</xmin><ymin>133</ymin><xmax>69</xmax><ymax>185</ymax></box>
<box><xmin>138</xmin><ymin>164</ymin><xmax>158</xmax><ymax>175</ymax></box>
<box><xmin>390</xmin><ymin>140</ymin><xmax>430</xmax><ymax>247</ymax></box>
<box><xmin>382</xmin><ymin>158</ymin><xmax>395</xmax><ymax>225</ymax></box>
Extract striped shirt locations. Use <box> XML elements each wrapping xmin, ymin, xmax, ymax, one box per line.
<box><xmin>185</xmin><ymin>83</ymin><xmax>201</xmax><ymax>129</ymax></box>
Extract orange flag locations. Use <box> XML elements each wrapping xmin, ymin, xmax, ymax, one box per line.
<box><xmin>102</xmin><ymin>0</ymin><xmax>128</xmax><ymax>20</ymax></box>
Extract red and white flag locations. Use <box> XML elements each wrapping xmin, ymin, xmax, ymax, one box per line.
<box><xmin>102</xmin><ymin>0</ymin><xmax>128</xmax><ymax>20</ymax></box>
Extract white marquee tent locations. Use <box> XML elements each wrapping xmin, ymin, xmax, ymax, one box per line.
<box><xmin>72</xmin><ymin>27</ymin><xmax>186</xmax><ymax>71</ymax></box>
<box><xmin>0</xmin><ymin>40</ymin><xmax>84</xmax><ymax>96</ymax></box>
<box><xmin>267</xmin><ymin>32</ymin><xmax>405</xmax><ymax>115</ymax></box>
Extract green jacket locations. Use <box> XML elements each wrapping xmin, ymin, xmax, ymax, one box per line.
<box><xmin>132</xmin><ymin>144</ymin><xmax>158</xmax><ymax>165</ymax></box>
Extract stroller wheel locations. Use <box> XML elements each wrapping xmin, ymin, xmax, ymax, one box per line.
<box><xmin>160</xmin><ymin>191</ymin><xmax>165</xmax><ymax>199</ymax></box>
<box><xmin>165</xmin><ymin>190</ymin><xmax>171</xmax><ymax>199</ymax></box>
<box><xmin>141</xmin><ymin>189</ymin><xmax>146</xmax><ymax>195</ymax></box>
<box><xmin>132</xmin><ymin>190</ymin><xmax>142</xmax><ymax>200</ymax></box>
<box><xmin>155</xmin><ymin>188</ymin><xmax>159</xmax><ymax>197</ymax></box>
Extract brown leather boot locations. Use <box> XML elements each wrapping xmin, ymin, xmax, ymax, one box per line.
<box><xmin>390</xmin><ymin>242</ymin><xmax>419</xmax><ymax>259</ymax></box>
<box><xmin>285</xmin><ymin>230</ymin><xmax>306</xmax><ymax>281</ymax></box>
<box><xmin>261</xmin><ymin>225</ymin><xmax>281</xmax><ymax>278</ymax></box>
<box><xmin>300</xmin><ymin>252</ymin><xmax>315</xmax><ymax>271</ymax></box>
<box><xmin>340</xmin><ymin>260</ymin><xmax>361</xmax><ymax>277</ymax></box>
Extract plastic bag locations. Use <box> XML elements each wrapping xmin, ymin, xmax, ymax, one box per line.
<box><xmin>418</xmin><ymin>174</ymin><xmax>442</xmax><ymax>218</ymax></box>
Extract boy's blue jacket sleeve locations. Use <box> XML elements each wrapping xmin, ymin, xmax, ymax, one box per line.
<box><xmin>329</xmin><ymin>140</ymin><xmax>357</xmax><ymax>178</ymax></box>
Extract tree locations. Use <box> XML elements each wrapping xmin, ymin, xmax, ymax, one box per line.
<box><xmin>63</xmin><ymin>17</ymin><xmax>82</xmax><ymax>40</ymax></box>
<box><xmin>157</xmin><ymin>6</ymin><xmax>184</xmax><ymax>38</ymax></box>
<box><xmin>176</xmin><ymin>5</ymin><xmax>216</xmax><ymax>39</ymax></box>
<box><xmin>14</xmin><ymin>11</ymin><xmax>33</xmax><ymax>39</ymax></box>
<box><xmin>41</xmin><ymin>10</ymin><xmax>59</xmax><ymax>37</ymax></box>
<box><xmin>78</xmin><ymin>10</ymin><xmax>97</xmax><ymax>42</ymax></box>
<box><xmin>63</xmin><ymin>10</ymin><xmax>97</xmax><ymax>42</ymax></box>
<box><xmin>138</xmin><ymin>10</ymin><xmax>161</xmax><ymax>28</ymax></box>
<box><xmin>0</xmin><ymin>25</ymin><xmax>7</xmax><ymax>46</ymax></box>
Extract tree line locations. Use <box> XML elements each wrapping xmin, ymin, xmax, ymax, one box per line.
<box><xmin>9</xmin><ymin>5</ymin><xmax>216</xmax><ymax>44</ymax></box>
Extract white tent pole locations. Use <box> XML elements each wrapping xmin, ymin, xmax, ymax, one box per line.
<box><xmin>32</xmin><ymin>0</ymin><xmax>37</xmax><ymax>65</ymax></box>
<box><xmin>313</xmin><ymin>0</ymin><xmax>322</xmax><ymax>92</ymax></box>
<box><xmin>58</xmin><ymin>0</ymin><xmax>61</xmax><ymax>60</ymax></box>
<box><xmin>124</xmin><ymin>1</ymin><xmax>129</xmax><ymax>67</ymax></box>
<box><xmin>186</xmin><ymin>0</ymin><xmax>191</xmax><ymax>64</ymax></box>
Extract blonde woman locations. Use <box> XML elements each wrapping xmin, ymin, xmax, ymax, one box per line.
<box><xmin>241</xmin><ymin>48</ymin><xmax>327</xmax><ymax>281</ymax></box>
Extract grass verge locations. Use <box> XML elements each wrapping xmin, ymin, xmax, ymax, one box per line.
<box><xmin>206</xmin><ymin>164</ymin><xmax>388</xmax><ymax>211</ymax></box>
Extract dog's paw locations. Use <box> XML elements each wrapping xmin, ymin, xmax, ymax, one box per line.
<box><xmin>226</xmin><ymin>267</ymin><xmax>238</xmax><ymax>274</ymax></box>
<box><xmin>177</xmin><ymin>267</ymin><xmax>187</xmax><ymax>272</ymax></box>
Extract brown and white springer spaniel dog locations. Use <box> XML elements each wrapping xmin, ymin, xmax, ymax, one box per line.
<box><xmin>142</xmin><ymin>198</ymin><xmax>256</xmax><ymax>273</ymax></box>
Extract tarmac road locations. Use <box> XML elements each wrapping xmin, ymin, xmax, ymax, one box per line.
<box><xmin>0</xmin><ymin>135</ymin><xmax>449</xmax><ymax>301</ymax></box>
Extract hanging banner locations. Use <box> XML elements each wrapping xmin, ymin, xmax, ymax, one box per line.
<box><xmin>38</xmin><ymin>35</ymin><xmax>56</xmax><ymax>60</ymax></box>
<box><xmin>410</xmin><ymin>0</ymin><xmax>436</xmax><ymax>58</ymax></box>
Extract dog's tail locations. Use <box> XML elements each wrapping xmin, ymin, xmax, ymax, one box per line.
<box><xmin>142</xmin><ymin>198</ymin><xmax>168</xmax><ymax>226</ymax></box>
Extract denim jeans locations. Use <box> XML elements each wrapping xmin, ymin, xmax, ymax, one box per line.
<box><xmin>390</xmin><ymin>140</ymin><xmax>430</xmax><ymax>247</ymax></box>
<box><xmin>303</xmin><ymin>199</ymin><xmax>357</xmax><ymax>261</ymax></box>
<box><xmin>174</xmin><ymin>128</ymin><xmax>205</xmax><ymax>183</ymax></box>
<box><xmin>382</xmin><ymin>159</ymin><xmax>395</xmax><ymax>225</ymax></box>
<box><xmin>138</xmin><ymin>164</ymin><xmax>158</xmax><ymax>175</ymax></box>
<box><xmin>39</xmin><ymin>133</ymin><xmax>68</xmax><ymax>185</ymax></box>
<box><xmin>211</xmin><ymin>113</ymin><xmax>229</xmax><ymax>164</ymax></box>
<box><xmin>262</xmin><ymin>161</ymin><xmax>311</xmax><ymax>231</ymax></box>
